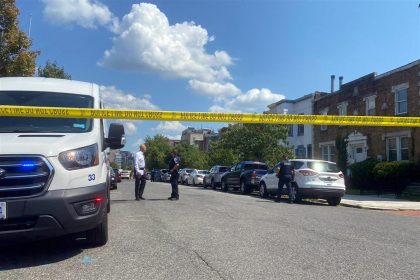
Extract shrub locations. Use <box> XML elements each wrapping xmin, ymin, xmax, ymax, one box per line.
<box><xmin>348</xmin><ymin>158</ymin><xmax>380</xmax><ymax>191</ymax></box>
<box><xmin>372</xmin><ymin>161</ymin><xmax>415</xmax><ymax>196</ymax></box>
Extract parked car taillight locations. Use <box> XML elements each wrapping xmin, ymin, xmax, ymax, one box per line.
<box><xmin>251</xmin><ymin>171</ymin><xmax>256</xmax><ymax>178</ymax></box>
<box><xmin>338</xmin><ymin>172</ymin><xmax>344</xmax><ymax>178</ymax></box>
<box><xmin>299</xmin><ymin>170</ymin><xmax>318</xmax><ymax>176</ymax></box>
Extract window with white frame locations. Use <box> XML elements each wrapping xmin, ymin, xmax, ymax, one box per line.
<box><xmin>287</xmin><ymin>124</ymin><xmax>293</xmax><ymax>137</ymax></box>
<box><xmin>394</xmin><ymin>86</ymin><xmax>408</xmax><ymax>115</ymax></box>
<box><xmin>320</xmin><ymin>108</ymin><xmax>328</xmax><ymax>131</ymax></box>
<box><xmin>337</xmin><ymin>102</ymin><xmax>348</xmax><ymax>116</ymax></box>
<box><xmin>297</xmin><ymin>114</ymin><xmax>304</xmax><ymax>136</ymax></box>
<box><xmin>387</xmin><ymin>136</ymin><xmax>409</xmax><ymax>161</ymax></box>
<box><xmin>365</xmin><ymin>95</ymin><xmax>376</xmax><ymax>116</ymax></box>
<box><xmin>321</xmin><ymin>145</ymin><xmax>335</xmax><ymax>161</ymax></box>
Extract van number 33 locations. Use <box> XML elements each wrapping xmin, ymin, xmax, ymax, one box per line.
<box><xmin>88</xmin><ymin>174</ymin><xmax>96</xmax><ymax>181</ymax></box>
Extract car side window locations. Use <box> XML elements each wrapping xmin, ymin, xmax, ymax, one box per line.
<box><xmin>292</xmin><ymin>161</ymin><xmax>304</xmax><ymax>169</ymax></box>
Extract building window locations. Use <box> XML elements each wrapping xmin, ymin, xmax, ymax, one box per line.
<box><xmin>365</xmin><ymin>95</ymin><xmax>376</xmax><ymax>116</ymax></box>
<box><xmin>337</xmin><ymin>102</ymin><xmax>348</xmax><ymax>116</ymax></box>
<box><xmin>321</xmin><ymin>145</ymin><xmax>335</xmax><ymax>161</ymax></box>
<box><xmin>395</xmin><ymin>87</ymin><xmax>408</xmax><ymax>115</ymax></box>
<box><xmin>320</xmin><ymin>108</ymin><xmax>328</xmax><ymax>131</ymax></box>
<box><xmin>387</xmin><ymin>137</ymin><xmax>409</xmax><ymax>161</ymax></box>
<box><xmin>307</xmin><ymin>144</ymin><xmax>312</xmax><ymax>159</ymax></box>
<box><xmin>287</xmin><ymin>124</ymin><xmax>293</xmax><ymax>137</ymax></box>
<box><xmin>297</xmin><ymin>124</ymin><xmax>304</xmax><ymax>136</ymax></box>
<box><xmin>296</xmin><ymin>145</ymin><xmax>306</xmax><ymax>158</ymax></box>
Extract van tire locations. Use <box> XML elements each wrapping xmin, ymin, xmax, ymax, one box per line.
<box><xmin>240</xmin><ymin>180</ymin><xmax>250</xmax><ymax>194</ymax></box>
<box><xmin>259</xmin><ymin>182</ymin><xmax>268</xmax><ymax>198</ymax></box>
<box><xmin>86</xmin><ymin>213</ymin><xmax>108</xmax><ymax>247</ymax></box>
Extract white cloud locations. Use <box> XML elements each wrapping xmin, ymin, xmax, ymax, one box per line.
<box><xmin>188</xmin><ymin>80</ymin><xmax>240</xmax><ymax>100</ymax></box>
<box><xmin>42</xmin><ymin>0</ymin><xmax>118</xmax><ymax>30</ymax></box>
<box><xmin>124</xmin><ymin>122</ymin><xmax>137</xmax><ymax>136</ymax></box>
<box><xmin>153</xmin><ymin>121</ymin><xmax>187</xmax><ymax>134</ymax></box>
<box><xmin>210</xmin><ymin>88</ymin><xmax>284</xmax><ymax>113</ymax></box>
<box><xmin>99</xmin><ymin>3</ymin><xmax>233</xmax><ymax>83</ymax></box>
<box><xmin>100</xmin><ymin>85</ymin><xmax>159</xmax><ymax>111</ymax></box>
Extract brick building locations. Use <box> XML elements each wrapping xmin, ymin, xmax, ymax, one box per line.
<box><xmin>313</xmin><ymin>59</ymin><xmax>420</xmax><ymax>164</ymax></box>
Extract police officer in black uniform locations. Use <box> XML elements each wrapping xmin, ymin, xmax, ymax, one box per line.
<box><xmin>277</xmin><ymin>155</ymin><xmax>295</xmax><ymax>203</ymax></box>
<box><xmin>168</xmin><ymin>150</ymin><xmax>181</xmax><ymax>201</ymax></box>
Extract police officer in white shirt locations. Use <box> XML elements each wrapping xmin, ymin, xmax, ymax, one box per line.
<box><xmin>134</xmin><ymin>144</ymin><xmax>147</xmax><ymax>201</ymax></box>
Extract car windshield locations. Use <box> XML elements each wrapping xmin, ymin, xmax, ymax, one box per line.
<box><xmin>198</xmin><ymin>170</ymin><xmax>209</xmax><ymax>174</ymax></box>
<box><xmin>186</xmin><ymin>169</ymin><xmax>194</xmax><ymax>173</ymax></box>
<box><xmin>244</xmin><ymin>163</ymin><xmax>268</xmax><ymax>170</ymax></box>
<box><xmin>218</xmin><ymin>167</ymin><xmax>229</xmax><ymax>172</ymax></box>
<box><xmin>307</xmin><ymin>162</ymin><xmax>340</xmax><ymax>173</ymax></box>
<box><xmin>0</xmin><ymin>91</ymin><xmax>93</xmax><ymax>133</ymax></box>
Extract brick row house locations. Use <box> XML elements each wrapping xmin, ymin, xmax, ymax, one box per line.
<box><xmin>313</xmin><ymin>59</ymin><xmax>420</xmax><ymax>164</ymax></box>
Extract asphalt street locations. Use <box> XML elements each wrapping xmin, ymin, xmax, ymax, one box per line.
<box><xmin>0</xmin><ymin>180</ymin><xmax>419</xmax><ymax>280</ymax></box>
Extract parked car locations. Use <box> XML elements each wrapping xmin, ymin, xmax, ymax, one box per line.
<box><xmin>186</xmin><ymin>169</ymin><xmax>210</xmax><ymax>186</ymax></box>
<box><xmin>258</xmin><ymin>159</ymin><xmax>345</xmax><ymax>206</ymax></box>
<box><xmin>110</xmin><ymin>168</ymin><xmax>118</xmax><ymax>190</ymax></box>
<box><xmin>120</xmin><ymin>170</ymin><xmax>131</xmax><ymax>180</ymax></box>
<box><xmin>221</xmin><ymin>161</ymin><xmax>268</xmax><ymax>194</ymax></box>
<box><xmin>203</xmin><ymin>165</ymin><xmax>230</xmax><ymax>189</ymax></box>
<box><xmin>145</xmin><ymin>172</ymin><xmax>151</xmax><ymax>180</ymax></box>
<box><xmin>161</xmin><ymin>169</ymin><xmax>171</xmax><ymax>182</ymax></box>
<box><xmin>113</xmin><ymin>168</ymin><xmax>121</xmax><ymax>183</ymax></box>
<box><xmin>179</xmin><ymin>168</ymin><xmax>194</xmax><ymax>184</ymax></box>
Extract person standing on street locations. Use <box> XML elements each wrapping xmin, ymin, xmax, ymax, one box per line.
<box><xmin>134</xmin><ymin>144</ymin><xmax>147</xmax><ymax>201</ymax></box>
<box><xmin>277</xmin><ymin>155</ymin><xmax>295</xmax><ymax>203</ymax></box>
<box><xmin>168</xmin><ymin>150</ymin><xmax>181</xmax><ymax>201</ymax></box>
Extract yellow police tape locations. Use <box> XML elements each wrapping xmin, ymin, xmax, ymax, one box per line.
<box><xmin>0</xmin><ymin>105</ymin><xmax>419</xmax><ymax>127</ymax></box>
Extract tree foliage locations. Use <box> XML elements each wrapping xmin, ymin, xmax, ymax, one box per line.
<box><xmin>218</xmin><ymin>123</ymin><xmax>292</xmax><ymax>167</ymax></box>
<box><xmin>38</xmin><ymin>60</ymin><xmax>71</xmax><ymax>79</ymax></box>
<box><xmin>176</xmin><ymin>142</ymin><xmax>208</xmax><ymax>169</ymax></box>
<box><xmin>144</xmin><ymin>134</ymin><xmax>172</xmax><ymax>170</ymax></box>
<box><xmin>0</xmin><ymin>0</ymin><xmax>39</xmax><ymax>77</ymax></box>
<box><xmin>335</xmin><ymin>135</ymin><xmax>348</xmax><ymax>172</ymax></box>
<box><xmin>206</xmin><ymin>141</ymin><xmax>238</xmax><ymax>168</ymax></box>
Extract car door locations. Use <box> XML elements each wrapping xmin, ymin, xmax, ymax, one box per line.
<box><xmin>230</xmin><ymin>163</ymin><xmax>242</xmax><ymax>186</ymax></box>
<box><xmin>266</xmin><ymin>163</ymin><xmax>280</xmax><ymax>193</ymax></box>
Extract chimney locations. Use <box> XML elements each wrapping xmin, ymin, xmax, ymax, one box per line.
<box><xmin>330</xmin><ymin>75</ymin><xmax>335</xmax><ymax>93</ymax></box>
<box><xmin>339</xmin><ymin>76</ymin><xmax>343</xmax><ymax>90</ymax></box>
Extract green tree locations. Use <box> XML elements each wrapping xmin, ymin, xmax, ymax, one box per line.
<box><xmin>144</xmin><ymin>134</ymin><xmax>172</xmax><ymax>170</ymax></box>
<box><xmin>109</xmin><ymin>161</ymin><xmax>119</xmax><ymax>169</ymax></box>
<box><xmin>176</xmin><ymin>142</ymin><xmax>208</xmax><ymax>169</ymax></box>
<box><xmin>0</xmin><ymin>0</ymin><xmax>39</xmax><ymax>76</ymax></box>
<box><xmin>206</xmin><ymin>141</ymin><xmax>238</xmax><ymax>168</ymax></box>
<box><xmin>218</xmin><ymin>123</ymin><xmax>292</xmax><ymax>167</ymax></box>
<box><xmin>38</xmin><ymin>60</ymin><xmax>71</xmax><ymax>79</ymax></box>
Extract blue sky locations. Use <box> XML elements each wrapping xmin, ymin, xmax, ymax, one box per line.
<box><xmin>16</xmin><ymin>0</ymin><xmax>420</xmax><ymax>152</ymax></box>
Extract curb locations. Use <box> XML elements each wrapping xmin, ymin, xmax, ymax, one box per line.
<box><xmin>339</xmin><ymin>201</ymin><xmax>420</xmax><ymax>211</ymax></box>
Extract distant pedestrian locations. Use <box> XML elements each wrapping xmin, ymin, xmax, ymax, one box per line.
<box><xmin>134</xmin><ymin>144</ymin><xmax>147</xmax><ymax>201</ymax></box>
<box><xmin>276</xmin><ymin>155</ymin><xmax>295</xmax><ymax>203</ymax></box>
<box><xmin>168</xmin><ymin>150</ymin><xmax>181</xmax><ymax>201</ymax></box>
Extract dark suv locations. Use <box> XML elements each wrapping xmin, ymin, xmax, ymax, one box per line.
<box><xmin>203</xmin><ymin>165</ymin><xmax>230</xmax><ymax>189</ymax></box>
<box><xmin>221</xmin><ymin>161</ymin><xmax>268</xmax><ymax>194</ymax></box>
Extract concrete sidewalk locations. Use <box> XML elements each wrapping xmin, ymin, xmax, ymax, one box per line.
<box><xmin>340</xmin><ymin>194</ymin><xmax>420</xmax><ymax>211</ymax></box>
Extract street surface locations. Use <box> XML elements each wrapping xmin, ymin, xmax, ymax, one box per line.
<box><xmin>0</xmin><ymin>180</ymin><xmax>419</xmax><ymax>280</ymax></box>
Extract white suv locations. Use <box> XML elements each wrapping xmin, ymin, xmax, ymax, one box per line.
<box><xmin>259</xmin><ymin>159</ymin><xmax>345</xmax><ymax>206</ymax></box>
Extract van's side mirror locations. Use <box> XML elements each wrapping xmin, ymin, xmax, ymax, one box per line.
<box><xmin>106</xmin><ymin>123</ymin><xmax>126</xmax><ymax>150</ymax></box>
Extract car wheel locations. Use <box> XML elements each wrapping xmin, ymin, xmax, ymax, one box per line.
<box><xmin>327</xmin><ymin>197</ymin><xmax>341</xmax><ymax>206</ymax></box>
<box><xmin>211</xmin><ymin>179</ymin><xmax>216</xmax><ymax>190</ymax></box>
<box><xmin>193</xmin><ymin>178</ymin><xmax>196</xmax><ymax>186</ymax></box>
<box><xmin>203</xmin><ymin>179</ymin><xmax>208</xmax><ymax>189</ymax></box>
<box><xmin>86</xmin><ymin>213</ymin><xmax>108</xmax><ymax>247</ymax></box>
<box><xmin>240</xmin><ymin>180</ymin><xmax>249</xmax><ymax>195</ymax></box>
<box><xmin>221</xmin><ymin>179</ymin><xmax>228</xmax><ymax>192</ymax></box>
<box><xmin>259</xmin><ymin>182</ymin><xmax>268</xmax><ymax>198</ymax></box>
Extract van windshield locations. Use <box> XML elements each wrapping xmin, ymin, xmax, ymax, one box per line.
<box><xmin>0</xmin><ymin>91</ymin><xmax>93</xmax><ymax>133</ymax></box>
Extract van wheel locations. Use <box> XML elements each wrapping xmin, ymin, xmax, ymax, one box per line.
<box><xmin>221</xmin><ymin>180</ymin><xmax>228</xmax><ymax>192</ymax></box>
<box><xmin>327</xmin><ymin>197</ymin><xmax>341</xmax><ymax>206</ymax></box>
<box><xmin>86</xmin><ymin>213</ymin><xmax>108</xmax><ymax>247</ymax></box>
<box><xmin>259</xmin><ymin>182</ymin><xmax>268</xmax><ymax>198</ymax></box>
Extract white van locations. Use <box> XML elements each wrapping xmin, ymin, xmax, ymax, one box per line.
<box><xmin>0</xmin><ymin>77</ymin><xmax>125</xmax><ymax>246</ymax></box>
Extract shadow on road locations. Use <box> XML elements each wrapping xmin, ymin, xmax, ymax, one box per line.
<box><xmin>0</xmin><ymin>235</ymin><xmax>90</xmax><ymax>271</ymax></box>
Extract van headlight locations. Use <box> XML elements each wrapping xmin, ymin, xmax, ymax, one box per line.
<box><xmin>59</xmin><ymin>144</ymin><xmax>99</xmax><ymax>170</ymax></box>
